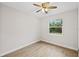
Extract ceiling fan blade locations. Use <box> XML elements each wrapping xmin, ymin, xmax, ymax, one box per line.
<box><xmin>45</xmin><ymin>11</ymin><xmax>48</xmax><ymax>14</ymax></box>
<box><xmin>44</xmin><ymin>9</ymin><xmax>48</xmax><ymax>14</ymax></box>
<box><xmin>33</xmin><ymin>4</ymin><xmax>41</xmax><ymax>7</ymax></box>
<box><xmin>48</xmin><ymin>6</ymin><xmax>57</xmax><ymax>9</ymax></box>
<box><xmin>36</xmin><ymin>9</ymin><xmax>41</xmax><ymax>12</ymax></box>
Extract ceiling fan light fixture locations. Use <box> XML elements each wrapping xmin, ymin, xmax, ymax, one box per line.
<box><xmin>42</xmin><ymin>8</ymin><xmax>45</xmax><ymax>12</ymax></box>
<box><xmin>45</xmin><ymin>8</ymin><xmax>48</xmax><ymax>12</ymax></box>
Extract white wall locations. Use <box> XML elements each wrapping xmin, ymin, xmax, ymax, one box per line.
<box><xmin>0</xmin><ymin>4</ymin><xmax>40</xmax><ymax>56</ymax></box>
<box><xmin>0</xmin><ymin>3</ymin><xmax>2</xmax><ymax>55</ymax></box>
<box><xmin>40</xmin><ymin>9</ymin><xmax>78</xmax><ymax>50</ymax></box>
<box><xmin>78</xmin><ymin>4</ymin><xmax>79</xmax><ymax>50</ymax></box>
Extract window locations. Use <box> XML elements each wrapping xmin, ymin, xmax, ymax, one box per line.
<box><xmin>49</xmin><ymin>19</ymin><xmax>62</xmax><ymax>34</ymax></box>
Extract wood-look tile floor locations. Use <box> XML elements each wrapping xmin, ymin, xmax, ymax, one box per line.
<box><xmin>3</xmin><ymin>41</ymin><xmax>78</xmax><ymax>57</ymax></box>
<box><xmin>78</xmin><ymin>51</ymin><xmax>79</xmax><ymax>56</ymax></box>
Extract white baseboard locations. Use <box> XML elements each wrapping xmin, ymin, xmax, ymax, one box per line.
<box><xmin>0</xmin><ymin>40</ymin><xmax>39</xmax><ymax>57</ymax></box>
<box><xmin>41</xmin><ymin>39</ymin><xmax>78</xmax><ymax>51</ymax></box>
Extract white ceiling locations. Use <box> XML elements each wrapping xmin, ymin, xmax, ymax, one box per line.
<box><xmin>1</xmin><ymin>2</ymin><xmax>78</xmax><ymax>18</ymax></box>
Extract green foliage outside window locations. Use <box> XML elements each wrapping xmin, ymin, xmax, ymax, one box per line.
<box><xmin>49</xmin><ymin>19</ymin><xmax>62</xmax><ymax>33</ymax></box>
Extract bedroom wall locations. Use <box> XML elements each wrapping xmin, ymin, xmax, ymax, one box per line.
<box><xmin>78</xmin><ymin>4</ymin><xmax>79</xmax><ymax>50</ymax></box>
<box><xmin>0</xmin><ymin>3</ymin><xmax>2</xmax><ymax>55</ymax></box>
<box><xmin>0</xmin><ymin>4</ymin><xmax>40</xmax><ymax>56</ymax></box>
<box><xmin>40</xmin><ymin>9</ymin><xmax>78</xmax><ymax>50</ymax></box>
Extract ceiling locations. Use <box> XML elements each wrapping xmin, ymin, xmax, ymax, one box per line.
<box><xmin>1</xmin><ymin>2</ymin><xmax>78</xmax><ymax>18</ymax></box>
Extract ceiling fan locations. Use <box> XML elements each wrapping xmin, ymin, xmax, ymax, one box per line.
<box><xmin>33</xmin><ymin>2</ymin><xmax>57</xmax><ymax>14</ymax></box>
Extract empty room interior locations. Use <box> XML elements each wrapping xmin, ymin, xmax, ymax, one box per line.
<box><xmin>0</xmin><ymin>2</ymin><xmax>79</xmax><ymax>57</ymax></box>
